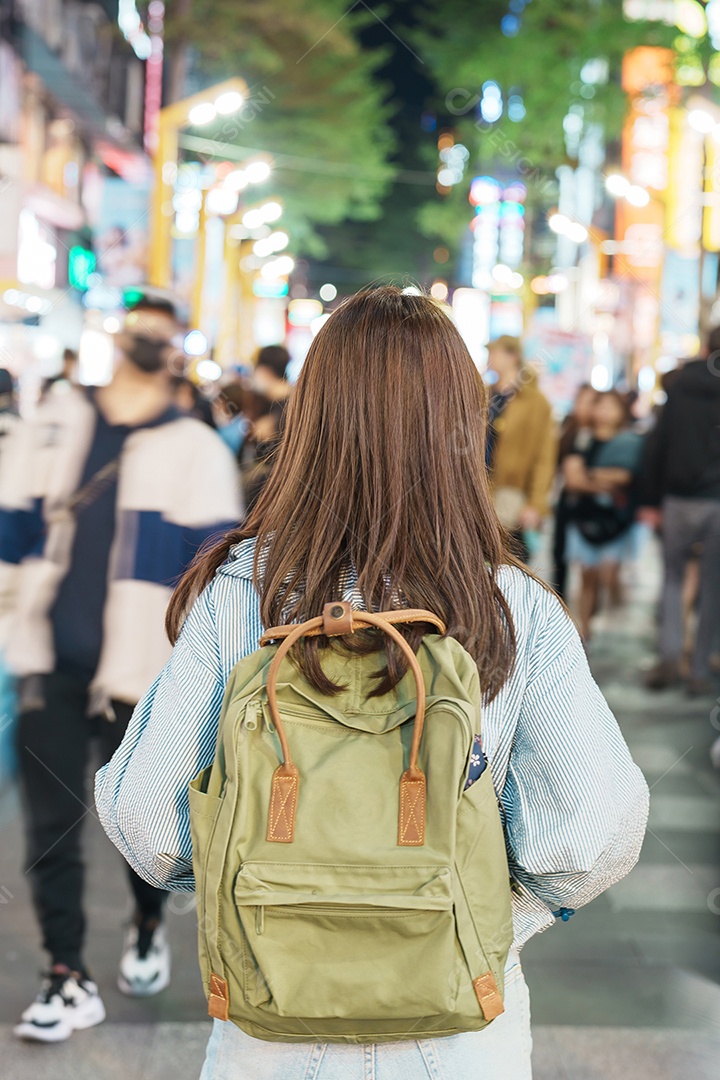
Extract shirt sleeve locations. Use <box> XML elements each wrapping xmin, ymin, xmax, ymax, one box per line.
<box><xmin>503</xmin><ymin>591</ymin><xmax>649</xmax><ymax>946</ymax></box>
<box><xmin>183</xmin><ymin>423</ymin><xmax>244</xmax><ymax>527</ymax></box>
<box><xmin>94</xmin><ymin>581</ymin><xmax>226</xmax><ymax>891</ymax></box>
<box><xmin>638</xmin><ymin>412</ymin><xmax>667</xmax><ymax>507</ymax></box>
<box><xmin>0</xmin><ymin>418</ymin><xmax>44</xmax><ymax>649</ymax></box>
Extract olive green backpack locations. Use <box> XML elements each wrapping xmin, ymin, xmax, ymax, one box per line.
<box><xmin>189</xmin><ymin>602</ymin><xmax>514</xmax><ymax>1044</ymax></box>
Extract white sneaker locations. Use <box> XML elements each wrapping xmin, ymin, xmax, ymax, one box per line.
<box><xmin>118</xmin><ymin>921</ymin><xmax>171</xmax><ymax>997</ymax></box>
<box><xmin>14</xmin><ymin>967</ymin><xmax>106</xmax><ymax>1043</ymax></box>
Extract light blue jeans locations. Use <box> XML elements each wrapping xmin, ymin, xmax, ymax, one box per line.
<box><xmin>200</xmin><ymin>949</ymin><xmax>532</xmax><ymax>1079</ymax></box>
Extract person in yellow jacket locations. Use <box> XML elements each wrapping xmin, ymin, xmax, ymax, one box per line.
<box><xmin>485</xmin><ymin>336</ymin><xmax>557</xmax><ymax>562</ymax></box>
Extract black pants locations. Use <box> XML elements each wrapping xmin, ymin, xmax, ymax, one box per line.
<box><xmin>17</xmin><ymin>670</ymin><xmax>167</xmax><ymax>972</ymax></box>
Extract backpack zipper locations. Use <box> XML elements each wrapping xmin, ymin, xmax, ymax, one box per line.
<box><xmin>252</xmin><ymin>902</ymin><xmax>440</xmax><ymax>934</ymax></box>
<box><xmin>244</xmin><ymin>700</ymin><xmax>261</xmax><ymax>731</ymax></box>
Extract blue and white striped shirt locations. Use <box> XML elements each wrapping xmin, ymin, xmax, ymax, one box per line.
<box><xmin>95</xmin><ymin>538</ymin><xmax>649</xmax><ymax>948</ymax></box>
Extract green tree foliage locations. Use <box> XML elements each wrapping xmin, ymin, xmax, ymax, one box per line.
<box><xmin>310</xmin><ymin>0</ymin><xmax>442</xmax><ymax>288</ymax></box>
<box><xmin>413</xmin><ymin>0</ymin><xmax>675</xmax><ymax>243</ymax></box>
<box><xmin>417</xmin><ymin>0</ymin><xmax>674</xmax><ymax>167</ymax></box>
<box><xmin>162</xmin><ymin>0</ymin><xmax>396</xmax><ymax>253</ymax></box>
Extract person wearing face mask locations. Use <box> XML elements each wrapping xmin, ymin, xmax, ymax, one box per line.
<box><xmin>0</xmin><ymin>296</ymin><xmax>241</xmax><ymax>1043</ymax></box>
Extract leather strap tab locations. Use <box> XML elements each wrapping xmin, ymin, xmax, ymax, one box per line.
<box><xmin>398</xmin><ymin>766</ymin><xmax>426</xmax><ymax>845</ymax></box>
<box><xmin>473</xmin><ymin>971</ymin><xmax>504</xmax><ymax>1020</ymax></box>
<box><xmin>322</xmin><ymin>601</ymin><xmax>354</xmax><ymax>637</ymax></box>
<box><xmin>208</xmin><ymin>973</ymin><xmax>229</xmax><ymax>1021</ymax></box>
<box><xmin>267</xmin><ymin>762</ymin><xmax>299</xmax><ymax>843</ymax></box>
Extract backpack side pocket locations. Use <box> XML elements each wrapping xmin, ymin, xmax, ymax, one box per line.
<box><xmin>189</xmin><ymin>766</ymin><xmax>225</xmax><ymax>1011</ymax></box>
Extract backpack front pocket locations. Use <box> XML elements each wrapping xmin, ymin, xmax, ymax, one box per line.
<box><xmin>234</xmin><ymin>862</ymin><xmax>458</xmax><ymax>1020</ymax></box>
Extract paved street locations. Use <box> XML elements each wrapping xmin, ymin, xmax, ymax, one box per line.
<box><xmin>1</xmin><ymin>540</ymin><xmax>719</xmax><ymax>1079</ymax></box>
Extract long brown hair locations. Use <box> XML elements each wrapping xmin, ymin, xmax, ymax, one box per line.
<box><xmin>168</xmin><ymin>285</ymin><xmax>522</xmax><ymax>702</ymax></box>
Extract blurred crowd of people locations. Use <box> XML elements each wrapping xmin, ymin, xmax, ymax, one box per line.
<box><xmin>0</xmin><ymin>293</ymin><xmax>718</xmax><ymax>1042</ymax></box>
<box><xmin>485</xmin><ymin>330</ymin><xmax>720</xmax><ymax>699</ymax></box>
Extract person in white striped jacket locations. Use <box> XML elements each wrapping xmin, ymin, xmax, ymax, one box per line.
<box><xmin>2</xmin><ymin>298</ymin><xmax>241</xmax><ymax>1043</ymax></box>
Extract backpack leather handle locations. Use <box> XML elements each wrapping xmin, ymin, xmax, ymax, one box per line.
<box><xmin>259</xmin><ymin>607</ymin><xmax>446</xmax><ymax>646</ymax></box>
<box><xmin>264</xmin><ymin>605</ymin><xmax>441</xmax><ymax>846</ymax></box>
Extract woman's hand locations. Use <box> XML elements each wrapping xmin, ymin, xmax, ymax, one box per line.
<box><xmin>589</xmin><ymin>467</ymin><xmax>632</xmax><ymax>493</ymax></box>
<box><xmin>251</xmin><ymin>414</ymin><xmax>278</xmax><ymax>444</ymax></box>
<box><xmin>518</xmin><ymin>505</ymin><xmax>542</xmax><ymax>531</ymax></box>
<box><xmin>564</xmin><ymin>456</ymin><xmax>632</xmax><ymax>496</ymax></box>
<box><xmin>562</xmin><ymin>454</ymin><xmax>590</xmax><ymax>493</ymax></box>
